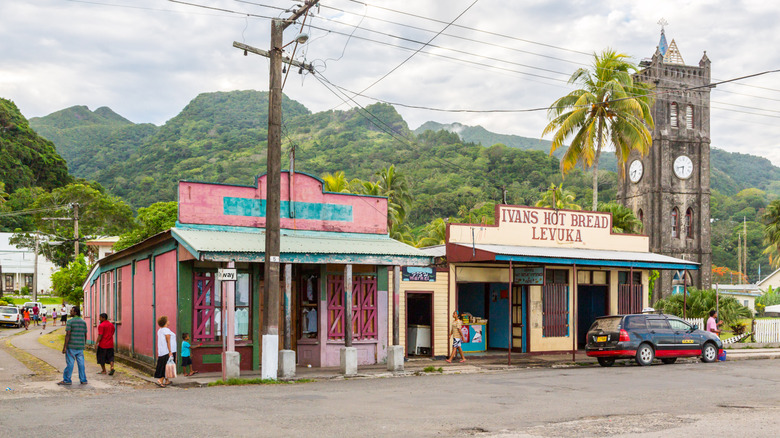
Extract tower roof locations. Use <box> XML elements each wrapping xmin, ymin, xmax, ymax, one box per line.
<box><xmin>658</xmin><ymin>29</ymin><xmax>668</xmax><ymax>56</ymax></box>
<box><xmin>663</xmin><ymin>39</ymin><xmax>685</xmax><ymax>64</ymax></box>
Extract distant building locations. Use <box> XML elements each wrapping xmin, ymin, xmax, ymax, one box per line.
<box><xmin>757</xmin><ymin>267</ymin><xmax>780</xmax><ymax>293</ymax></box>
<box><xmin>0</xmin><ymin>233</ymin><xmax>59</xmax><ymax>296</ymax></box>
<box><xmin>715</xmin><ymin>284</ymin><xmax>761</xmax><ymax>312</ymax></box>
<box><xmin>85</xmin><ymin>236</ymin><xmax>120</xmax><ymax>263</ymax></box>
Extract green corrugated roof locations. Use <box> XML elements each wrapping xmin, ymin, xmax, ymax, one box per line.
<box><xmin>171</xmin><ymin>227</ymin><xmax>432</xmax><ymax>266</ymax></box>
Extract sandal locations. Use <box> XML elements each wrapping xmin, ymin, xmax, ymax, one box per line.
<box><xmin>155</xmin><ymin>382</ymin><xmax>166</xmax><ymax>388</ymax></box>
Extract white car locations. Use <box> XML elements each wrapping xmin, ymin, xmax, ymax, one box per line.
<box><xmin>0</xmin><ymin>306</ymin><xmax>22</xmax><ymax>328</ymax></box>
<box><xmin>22</xmin><ymin>301</ymin><xmax>48</xmax><ymax>317</ymax></box>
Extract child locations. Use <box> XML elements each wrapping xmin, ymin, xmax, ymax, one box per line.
<box><xmin>181</xmin><ymin>333</ymin><xmax>197</xmax><ymax>376</ymax></box>
<box><xmin>52</xmin><ymin>309</ymin><xmax>57</xmax><ymax>323</ymax></box>
<box><xmin>22</xmin><ymin>309</ymin><xmax>30</xmax><ymax>330</ymax></box>
<box><xmin>42</xmin><ymin>314</ymin><xmax>47</xmax><ymax>330</ymax></box>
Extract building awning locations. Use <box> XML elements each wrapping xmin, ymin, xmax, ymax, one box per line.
<box><xmin>449</xmin><ymin>243</ymin><xmax>699</xmax><ymax>270</ymax></box>
<box><xmin>171</xmin><ymin>227</ymin><xmax>432</xmax><ymax>266</ymax></box>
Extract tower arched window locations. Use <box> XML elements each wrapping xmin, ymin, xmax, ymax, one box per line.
<box><xmin>686</xmin><ymin>105</ymin><xmax>694</xmax><ymax>129</ymax></box>
<box><xmin>637</xmin><ymin>209</ymin><xmax>644</xmax><ymax>230</ymax></box>
<box><xmin>670</xmin><ymin>102</ymin><xmax>679</xmax><ymax>128</ymax></box>
<box><xmin>671</xmin><ymin>208</ymin><xmax>679</xmax><ymax>238</ymax></box>
<box><xmin>685</xmin><ymin>208</ymin><xmax>694</xmax><ymax>238</ymax></box>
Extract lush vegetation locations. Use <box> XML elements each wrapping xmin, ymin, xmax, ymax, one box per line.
<box><xmin>114</xmin><ymin>201</ymin><xmax>178</xmax><ymax>251</ymax></box>
<box><xmin>653</xmin><ymin>288</ymin><xmax>753</xmax><ymax>325</ymax></box>
<box><xmin>51</xmin><ymin>256</ymin><xmax>90</xmax><ymax>305</ymax></box>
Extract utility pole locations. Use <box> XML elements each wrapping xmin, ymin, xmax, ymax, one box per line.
<box><xmin>33</xmin><ymin>232</ymin><xmax>39</xmax><ymax>302</ymax></box>
<box><xmin>737</xmin><ymin>233</ymin><xmax>742</xmax><ymax>283</ymax></box>
<box><xmin>743</xmin><ymin>217</ymin><xmax>747</xmax><ymax>282</ymax></box>
<box><xmin>234</xmin><ymin>0</ymin><xmax>318</xmax><ymax>380</ymax></box>
<box><xmin>73</xmin><ymin>203</ymin><xmax>80</xmax><ymax>261</ymax></box>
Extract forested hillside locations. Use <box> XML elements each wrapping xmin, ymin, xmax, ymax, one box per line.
<box><xmin>0</xmin><ymin>98</ymin><xmax>71</xmax><ymax>194</ymax></box>
<box><xmin>24</xmin><ymin>90</ymin><xmax>780</xmax><ymax>280</ymax></box>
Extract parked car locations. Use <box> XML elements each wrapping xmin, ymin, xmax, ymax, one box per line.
<box><xmin>0</xmin><ymin>306</ymin><xmax>22</xmax><ymax>328</ymax></box>
<box><xmin>22</xmin><ymin>301</ymin><xmax>48</xmax><ymax>317</ymax></box>
<box><xmin>585</xmin><ymin>313</ymin><xmax>723</xmax><ymax>367</ymax></box>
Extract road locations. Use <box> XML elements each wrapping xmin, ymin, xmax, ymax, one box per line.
<box><xmin>2</xmin><ymin>333</ymin><xmax>780</xmax><ymax>438</ymax></box>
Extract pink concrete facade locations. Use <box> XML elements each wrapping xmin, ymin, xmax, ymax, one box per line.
<box><xmin>133</xmin><ymin>258</ymin><xmax>155</xmax><ymax>359</ymax></box>
<box><xmin>154</xmin><ymin>250</ymin><xmax>178</xmax><ymax>349</ymax></box>
<box><xmin>178</xmin><ymin>172</ymin><xmax>388</xmax><ymax>234</ymax></box>
<box><xmin>117</xmin><ymin>264</ymin><xmax>132</xmax><ymax>349</ymax></box>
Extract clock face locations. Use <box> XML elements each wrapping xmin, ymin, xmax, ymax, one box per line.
<box><xmin>673</xmin><ymin>155</ymin><xmax>694</xmax><ymax>179</ymax></box>
<box><xmin>629</xmin><ymin>160</ymin><xmax>644</xmax><ymax>183</ymax></box>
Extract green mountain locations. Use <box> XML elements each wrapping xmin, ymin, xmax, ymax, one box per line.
<box><xmin>0</xmin><ymin>98</ymin><xmax>71</xmax><ymax>194</ymax></box>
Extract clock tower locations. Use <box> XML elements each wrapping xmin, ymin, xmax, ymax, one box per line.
<box><xmin>618</xmin><ymin>29</ymin><xmax>712</xmax><ymax>298</ymax></box>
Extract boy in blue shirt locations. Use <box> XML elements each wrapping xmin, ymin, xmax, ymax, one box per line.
<box><xmin>181</xmin><ymin>333</ymin><xmax>197</xmax><ymax>376</ymax></box>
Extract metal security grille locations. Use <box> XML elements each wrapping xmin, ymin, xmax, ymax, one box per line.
<box><xmin>327</xmin><ymin>275</ymin><xmax>378</xmax><ymax>340</ymax></box>
<box><xmin>542</xmin><ymin>284</ymin><xmax>568</xmax><ymax>337</ymax></box>
<box><xmin>618</xmin><ymin>284</ymin><xmax>643</xmax><ymax>315</ymax></box>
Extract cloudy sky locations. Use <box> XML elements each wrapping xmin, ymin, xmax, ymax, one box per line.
<box><xmin>2</xmin><ymin>0</ymin><xmax>780</xmax><ymax>165</ymax></box>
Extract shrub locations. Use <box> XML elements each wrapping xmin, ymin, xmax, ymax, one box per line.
<box><xmin>730</xmin><ymin>322</ymin><xmax>747</xmax><ymax>336</ymax></box>
<box><xmin>653</xmin><ymin>288</ymin><xmax>752</xmax><ymax>325</ymax></box>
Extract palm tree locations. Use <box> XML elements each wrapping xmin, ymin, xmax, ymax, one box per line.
<box><xmin>376</xmin><ymin>165</ymin><xmax>412</xmax><ymax>229</ymax></box>
<box><xmin>535</xmin><ymin>183</ymin><xmax>582</xmax><ymax>210</ymax></box>
<box><xmin>597</xmin><ymin>202</ymin><xmax>642</xmax><ymax>234</ymax></box>
<box><xmin>416</xmin><ymin>217</ymin><xmax>447</xmax><ymax>247</ymax></box>
<box><xmin>321</xmin><ymin>171</ymin><xmax>351</xmax><ymax>193</ymax></box>
<box><xmin>763</xmin><ymin>199</ymin><xmax>780</xmax><ymax>267</ymax></box>
<box><xmin>542</xmin><ymin>49</ymin><xmax>654</xmax><ymax>210</ymax></box>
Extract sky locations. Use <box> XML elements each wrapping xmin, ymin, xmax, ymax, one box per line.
<box><xmin>2</xmin><ymin>0</ymin><xmax>780</xmax><ymax>165</ymax></box>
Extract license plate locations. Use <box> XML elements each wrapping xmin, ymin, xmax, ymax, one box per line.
<box><xmin>2</xmin><ymin>315</ymin><xmax>10</xmax><ymax>319</ymax></box>
<box><xmin>596</xmin><ymin>336</ymin><xmax>607</xmax><ymax>342</ymax></box>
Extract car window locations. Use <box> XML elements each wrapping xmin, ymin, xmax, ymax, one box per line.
<box><xmin>646</xmin><ymin>318</ymin><xmax>670</xmax><ymax>330</ymax></box>
<box><xmin>668</xmin><ymin>319</ymin><xmax>691</xmax><ymax>331</ymax></box>
<box><xmin>1</xmin><ymin>307</ymin><xmax>19</xmax><ymax>314</ymax></box>
<box><xmin>624</xmin><ymin>316</ymin><xmax>646</xmax><ymax>330</ymax></box>
<box><xmin>589</xmin><ymin>317</ymin><xmax>622</xmax><ymax>331</ymax></box>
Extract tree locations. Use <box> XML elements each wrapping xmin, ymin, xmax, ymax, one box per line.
<box><xmin>51</xmin><ymin>256</ymin><xmax>89</xmax><ymax>306</ymax></box>
<box><xmin>11</xmin><ymin>182</ymin><xmax>133</xmax><ymax>266</ymax></box>
<box><xmin>321</xmin><ymin>171</ymin><xmax>351</xmax><ymax>193</ymax></box>
<box><xmin>115</xmin><ymin>201</ymin><xmax>178</xmax><ymax>251</ymax></box>
<box><xmin>542</xmin><ymin>49</ymin><xmax>654</xmax><ymax>210</ymax></box>
<box><xmin>535</xmin><ymin>183</ymin><xmax>582</xmax><ymax>211</ymax></box>
<box><xmin>377</xmin><ymin>165</ymin><xmax>412</xmax><ymax>230</ymax></box>
<box><xmin>597</xmin><ymin>202</ymin><xmax>642</xmax><ymax>234</ymax></box>
<box><xmin>653</xmin><ymin>288</ymin><xmax>752</xmax><ymax>325</ymax></box>
<box><xmin>763</xmin><ymin>199</ymin><xmax>780</xmax><ymax>268</ymax></box>
<box><xmin>416</xmin><ymin>217</ymin><xmax>447</xmax><ymax>247</ymax></box>
<box><xmin>711</xmin><ymin>265</ymin><xmax>748</xmax><ymax>284</ymax></box>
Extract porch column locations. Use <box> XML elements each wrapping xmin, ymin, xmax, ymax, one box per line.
<box><xmin>388</xmin><ymin>265</ymin><xmax>403</xmax><ymax>371</ymax></box>
<box><xmin>222</xmin><ymin>260</ymin><xmax>240</xmax><ymax>379</ymax></box>
<box><xmin>508</xmin><ymin>261</ymin><xmax>512</xmax><ymax>366</ymax></box>
<box><xmin>341</xmin><ymin>264</ymin><xmax>357</xmax><ymax>375</ymax></box>
<box><xmin>279</xmin><ymin>263</ymin><xmax>295</xmax><ymax>378</ymax></box>
<box><xmin>572</xmin><ymin>264</ymin><xmax>577</xmax><ymax>362</ymax></box>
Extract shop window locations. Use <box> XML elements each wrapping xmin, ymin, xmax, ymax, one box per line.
<box><xmin>670</xmin><ymin>102</ymin><xmax>678</xmax><ymax>128</ymax></box>
<box><xmin>300</xmin><ymin>274</ymin><xmax>319</xmax><ymax>339</ymax></box>
<box><xmin>592</xmin><ymin>271</ymin><xmax>608</xmax><ymax>284</ymax></box>
<box><xmin>671</xmin><ymin>208</ymin><xmax>679</xmax><ymax>238</ymax></box>
<box><xmin>24</xmin><ymin>274</ymin><xmax>33</xmax><ymax>290</ymax></box>
<box><xmin>686</xmin><ymin>105</ymin><xmax>694</xmax><ymax>129</ymax></box>
<box><xmin>193</xmin><ymin>272</ymin><xmax>251</xmax><ymax>343</ymax></box>
<box><xmin>685</xmin><ymin>208</ymin><xmax>694</xmax><ymax>239</ymax></box>
<box><xmin>327</xmin><ymin>275</ymin><xmax>378</xmax><ymax>340</ymax></box>
<box><xmin>543</xmin><ymin>269</ymin><xmax>569</xmax><ymax>337</ymax></box>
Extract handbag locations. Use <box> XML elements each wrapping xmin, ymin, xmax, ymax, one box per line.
<box><xmin>165</xmin><ymin>356</ymin><xmax>177</xmax><ymax>379</ymax></box>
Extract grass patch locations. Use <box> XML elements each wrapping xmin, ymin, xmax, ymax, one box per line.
<box><xmin>422</xmin><ymin>366</ymin><xmax>443</xmax><ymax>373</ymax></box>
<box><xmin>5</xmin><ymin>297</ymin><xmax>64</xmax><ymax>306</ymax></box>
<box><xmin>208</xmin><ymin>377</ymin><xmax>313</xmax><ymax>386</ymax></box>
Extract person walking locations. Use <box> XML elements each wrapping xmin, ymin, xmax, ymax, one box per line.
<box><xmin>60</xmin><ymin>306</ymin><xmax>68</xmax><ymax>326</ymax></box>
<box><xmin>22</xmin><ymin>309</ymin><xmax>30</xmax><ymax>330</ymax></box>
<box><xmin>153</xmin><ymin>316</ymin><xmax>176</xmax><ymax>388</ymax></box>
<box><xmin>32</xmin><ymin>305</ymin><xmax>40</xmax><ymax>326</ymax></box>
<box><xmin>58</xmin><ymin>306</ymin><xmax>88</xmax><ymax>386</ymax></box>
<box><xmin>96</xmin><ymin>313</ymin><xmax>115</xmax><ymax>376</ymax></box>
<box><xmin>446</xmin><ymin>311</ymin><xmax>466</xmax><ymax>363</ymax></box>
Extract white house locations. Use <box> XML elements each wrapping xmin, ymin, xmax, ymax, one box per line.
<box><xmin>715</xmin><ymin>283</ymin><xmax>762</xmax><ymax>312</ymax></box>
<box><xmin>0</xmin><ymin>233</ymin><xmax>59</xmax><ymax>295</ymax></box>
<box><xmin>757</xmin><ymin>267</ymin><xmax>780</xmax><ymax>293</ymax></box>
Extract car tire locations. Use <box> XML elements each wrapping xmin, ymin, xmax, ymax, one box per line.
<box><xmin>661</xmin><ymin>358</ymin><xmax>677</xmax><ymax>364</ymax></box>
<box><xmin>701</xmin><ymin>342</ymin><xmax>718</xmax><ymax>363</ymax></box>
<box><xmin>635</xmin><ymin>343</ymin><xmax>654</xmax><ymax>366</ymax></box>
<box><xmin>597</xmin><ymin>358</ymin><xmax>615</xmax><ymax>367</ymax></box>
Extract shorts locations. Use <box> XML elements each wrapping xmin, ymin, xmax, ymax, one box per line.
<box><xmin>452</xmin><ymin>338</ymin><xmax>462</xmax><ymax>349</ymax></box>
<box><xmin>61</xmin><ymin>315</ymin><xmax>67</xmax><ymax>322</ymax></box>
<box><xmin>96</xmin><ymin>347</ymin><xmax>114</xmax><ymax>365</ymax></box>
<box><xmin>181</xmin><ymin>356</ymin><xmax>192</xmax><ymax>367</ymax></box>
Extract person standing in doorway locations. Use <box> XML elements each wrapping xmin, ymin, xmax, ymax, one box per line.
<box><xmin>446</xmin><ymin>311</ymin><xmax>466</xmax><ymax>363</ymax></box>
<box><xmin>707</xmin><ymin>310</ymin><xmax>723</xmax><ymax>336</ymax></box>
<box><xmin>153</xmin><ymin>316</ymin><xmax>176</xmax><ymax>388</ymax></box>
<box><xmin>58</xmin><ymin>306</ymin><xmax>87</xmax><ymax>386</ymax></box>
<box><xmin>96</xmin><ymin>313</ymin><xmax>115</xmax><ymax>376</ymax></box>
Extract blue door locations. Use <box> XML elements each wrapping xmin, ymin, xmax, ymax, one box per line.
<box><xmin>577</xmin><ymin>286</ymin><xmax>608</xmax><ymax>348</ymax></box>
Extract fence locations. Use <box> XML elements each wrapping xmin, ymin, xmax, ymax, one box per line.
<box><xmin>755</xmin><ymin>320</ymin><xmax>780</xmax><ymax>343</ymax></box>
<box><xmin>683</xmin><ymin>318</ymin><xmax>704</xmax><ymax>329</ymax></box>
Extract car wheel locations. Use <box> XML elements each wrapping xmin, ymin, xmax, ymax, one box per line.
<box><xmin>635</xmin><ymin>343</ymin><xmax>654</xmax><ymax>366</ymax></box>
<box><xmin>597</xmin><ymin>358</ymin><xmax>615</xmax><ymax>367</ymax></box>
<box><xmin>701</xmin><ymin>343</ymin><xmax>717</xmax><ymax>363</ymax></box>
<box><xmin>661</xmin><ymin>358</ymin><xmax>677</xmax><ymax>364</ymax></box>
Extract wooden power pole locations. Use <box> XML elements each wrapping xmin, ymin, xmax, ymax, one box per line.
<box><xmin>234</xmin><ymin>0</ymin><xmax>318</xmax><ymax>380</ymax></box>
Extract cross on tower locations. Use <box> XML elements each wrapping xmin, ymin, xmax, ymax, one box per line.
<box><xmin>657</xmin><ymin>18</ymin><xmax>668</xmax><ymax>30</ymax></box>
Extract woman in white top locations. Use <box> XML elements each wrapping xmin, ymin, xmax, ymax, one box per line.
<box><xmin>154</xmin><ymin>315</ymin><xmax>177</xmax><ymax>387</ymax></box>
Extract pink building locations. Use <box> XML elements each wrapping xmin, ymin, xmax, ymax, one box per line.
<box><xmin>83</xmin><ymin>172</ymin><xmax>431</xmax><ymax>372</ymax></box>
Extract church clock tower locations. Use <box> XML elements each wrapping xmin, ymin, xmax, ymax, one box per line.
<box><xmin>618</xmin><ymin>28</ymin><xmax>713</xmax><ymax>297</ymax></box>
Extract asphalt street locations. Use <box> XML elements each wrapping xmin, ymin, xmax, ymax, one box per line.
<box><xmin>2</xmin><ymin>351</ymin><xmax>779</xmax><ymax>437</ymax></box>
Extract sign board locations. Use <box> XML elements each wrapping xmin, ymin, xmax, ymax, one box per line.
<box><xmin>402</xmin><ymin>266</ymin><xmax>436</xmax><ymax>282</ymax></box>
<box><xmin>513</xmin><ymin>267</ymin><xmax>544</xmax><ymax>285</ymax></box>
<box><xmin>217</xmin><ymin>268</ymin><xmax>237</xmax><ymax>281</ymax></box>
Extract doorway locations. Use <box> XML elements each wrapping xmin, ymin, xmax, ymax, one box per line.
<box><xmin>406</xmin><ymin>292</ymin><xmax>433</xmax><ymax>357</ymax></box>
<box><xmin>511</xmin><ymin>285</ymin><xmax>528</xmax><ymax>352</ymax></box>
<box><xmin>577</xmin><ymin>286</ymin><xmax>608</xmax><ymax>348</ymax></box>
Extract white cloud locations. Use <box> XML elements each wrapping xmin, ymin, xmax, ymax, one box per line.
<box><xmin>1</xmin><ymin>0</ymin><xmax>779</xmax><ymax>164</ymax></box>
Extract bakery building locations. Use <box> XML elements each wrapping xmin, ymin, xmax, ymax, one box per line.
<box><xmin>396</xmin><ymin>205</ymin><xmax>699</xmax><ymax>357</ymax></box>
<box><xmin>82</xmin><ymin>171</ymin><xmax>431</xmax><ymax>372</ymax></box>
